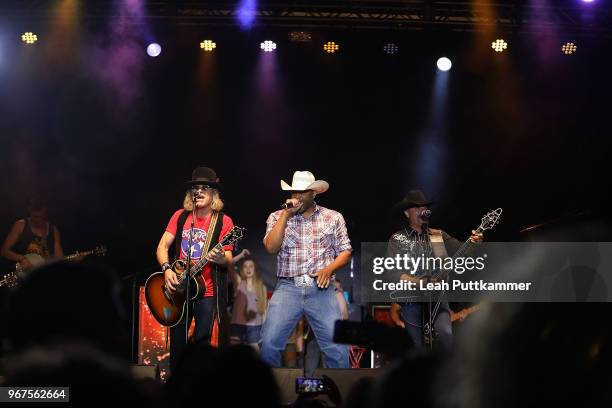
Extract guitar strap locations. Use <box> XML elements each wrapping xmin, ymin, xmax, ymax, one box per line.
<box><xmin>205</xmin><ymin>212</ymin><xmax>225</xmax><ymax>348</ymax></box>
<box><xmin>422</xmin><ymin>228</ymin><xmax>449</xmax><ymax>345</ymax></box>
<box><xmin>429</xmin><ymin>228</ymin><xmax>449</xmax><ymax>259</ymax></box>
<box><xmin>199</xmin><ymin>211</ymin><xmax>220</xmax><ymax>264</ymax></box>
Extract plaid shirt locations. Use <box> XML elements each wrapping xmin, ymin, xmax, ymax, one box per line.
<box><xmin>264</xmin><ymin>204</ymin><xmax>352</xmax><ymax>278</ymax></box>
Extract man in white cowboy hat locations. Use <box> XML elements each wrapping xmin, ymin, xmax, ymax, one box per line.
<box><xmin>261</xmin><ymin>171</ymin><xmax>352</xmax><ymax>368</ymax></box>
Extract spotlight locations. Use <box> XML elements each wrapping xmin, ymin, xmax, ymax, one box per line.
<box><xmin>491</xmin><ymin>39</ymin><xmax>508</xmax><ymax>53</ymax></box>
<box><xmin>260</xmin><ymin>40</ymin><xmax>277</xmax><ymax>52</ymax></box>
<box><xmin>383</xmin><ymin>43</ymin><xmax>399</xmax><ymax>55</ymax></box>
<box><xmin>200</xmin><ymin>40</ymin><xmax>217</xmax><ymax>52</ymax></box>
<box><xmin>146</xmin><ymin>43</ymin><xmax>162</xmax><ymax>57</ymax></box>
<box><xmin>289</xmin><ymin>31</ymin><xmax>312</xmax><ymax>42</ymax></box>
<box><xmin>561</xmin><ymin>42</ymin><xmax>577</xmax><ymax>55</ymax></box>
<box><xmin>21</xmin><ymin>32</ymin><xmax>38</xmax><ymax>44</ymax></box>
<box><xmin>323</xmin><ymin>41</ymin><xmax>339</xmax><ymax>54</ymax></box>
<box><xmin>436</xmin><ymin>57</ymin><xmax>452</xmax><ymax>72</ymax></box>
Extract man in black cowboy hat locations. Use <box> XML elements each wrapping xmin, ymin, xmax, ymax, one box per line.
<box><xmin>387</xmin><ymin>190</ymin><xmax>483</xmax><ymax>350</ymax></box>
<box><xmin>156</xmin><ymin>167</ymin><xmax>235</xmax><ymax>371</ymax></box>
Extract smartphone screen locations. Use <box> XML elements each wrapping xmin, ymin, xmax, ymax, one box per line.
<box><xmin>295</xmin><ymin>377</ymin><xmax>325</xmax><ymax>394</ymax></box>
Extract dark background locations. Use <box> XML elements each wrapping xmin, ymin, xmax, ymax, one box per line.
<box><xmin>1</xmin><ymin>3</ymin><xmax>610</xmax><ymax>306</ymax></box>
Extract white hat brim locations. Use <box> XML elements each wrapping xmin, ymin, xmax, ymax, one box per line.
<box><xmin>280</xmin><ymin>179</ymin><xmax>329</xmax><ymax>194</ymax></box>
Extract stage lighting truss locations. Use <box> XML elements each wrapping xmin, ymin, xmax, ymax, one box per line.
<box><xmin>562</xmin><ymin>42</ymin><xmax>577</xmax><ymax>55</ymax></box>
<box><xmin>323</xmin><ymin>41</ymin><xmax>339</xmax><ymax>53</ymax></box>
<box><xmin>289</xmin><ymin>31</ymin><xmax>312</xmax><ymax>42</ymax></box>
<box><xmin>383</xmin><ymin>43</ymin><xmax>399</xmax><ymax>54</ymax></box>
<box><xmin>200</xmin><ymin>40</ymin><xmax>217</xmax><ymax>52</ymax></box>
<box><xmin>491</xmin><ymin>39</ymin><xmax>508</xmax><ymax>52</ymax></box>
<box><xmin>261</xmin><ymin>40</ymin><xmax>277</xmax><ymax>52</ymax></box>
<box><xmin>21</xmin><ymin>32</ymin><xmax>38</xmax><ymax>44</ymax></box>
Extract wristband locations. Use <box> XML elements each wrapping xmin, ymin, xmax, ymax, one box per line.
<box><xmin>161</xmin><ymin>262</ymin><xmax>171</xmax><ymax>272</ymax></box>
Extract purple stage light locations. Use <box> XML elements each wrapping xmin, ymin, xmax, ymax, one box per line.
<box><xmin>236</xmin><ymin>0</ymin><xmax>257</xmax><ymax>29</ymax></box>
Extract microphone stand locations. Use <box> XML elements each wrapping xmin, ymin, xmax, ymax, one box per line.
<box><xmin>423</xmin><ymin>220</ymin><xmax>434</xmax><ymax>350</ymax></box>
<box><xmin>184</xmin><ymin>193</ymin><xmax>198</xmax><ymax>343</ymax></box>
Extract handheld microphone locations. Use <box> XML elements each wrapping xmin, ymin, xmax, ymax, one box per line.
<box><xmin>280</xmin><ymin>202</ymin><xmax>295</xmax><ymax>210</ymax></box>
<box><xmin>420</xmin><ymin>209</ymin><xmax>431</xmax><ymax>219</ymax></box>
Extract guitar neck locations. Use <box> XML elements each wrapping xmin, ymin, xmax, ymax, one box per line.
<box><xmin>63</xmin><ymin>250</ymin><xmax>93</xmax><ymax>261</ymax></box>
<box><xmin>453</xmin><ymin>225</ymin><xmax>484</xmax><ymax>259</ymax></box>
<box><xmin>189</xmin><ymin>242</ymin><xmax>223</xmax><ymax>278</ymax></box>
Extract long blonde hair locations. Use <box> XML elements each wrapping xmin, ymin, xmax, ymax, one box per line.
<box><xmin>239</xmin><ymin>259</ymin><xmax>268</xmax><ymax>316</ymax></box>
<box><xmin>183</xmin><ymin>189</ymin><xmax>224</xmax><ymax>212</ymax></box>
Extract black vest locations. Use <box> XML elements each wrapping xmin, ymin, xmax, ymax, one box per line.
<box><xmin>15</xmin><ymin>219</ymin><xmax>55</xmax><ymax>259</ymax></box>
<box><xmin>173</xmin><ymin>210</ymin><xmax>229</xmax><ymax>347</ymax></box>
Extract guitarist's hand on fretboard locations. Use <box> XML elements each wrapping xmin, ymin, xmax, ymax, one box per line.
<box><xmin>468</xmin><ymin>229</ymin><xmax>484</xmax><ymax>243</ymax></box>
<box><xmin>205</xmin><ymin>246</ymin><xmax>228</xmax><ymax>265</ymax></box>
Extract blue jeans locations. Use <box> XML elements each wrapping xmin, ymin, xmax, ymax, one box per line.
<box><xmin>169</xmin><ymin>296</ymin><xmax>214</xmax><ymax>372</ymax></box>
<box><xmin>261</xmin><ymin>277</ymin><xmax>349</xmax><ymax>368</ymax></box>
<box><xmin>230</xmin><ymin>324</ymin><xmax>262</xmax><ymax>344</ymax></box>
<box><xmin>400</xmin><ymin>302</ymin><xmax>452</xmax><ymax>351</ymax></box>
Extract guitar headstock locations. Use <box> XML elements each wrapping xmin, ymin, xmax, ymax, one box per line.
<box><xmin>479</xmin><ymin>208</ymin><xmax>503</xmax><ymax>232</ymax></box>
<box><xmin>93</xmin><ymin>246</ymin><xmax>107</xmax><ymax>257</ymax></box>
<box><xmin>0</xmin><ymin>271</ymin><xmax>18</xmax><ymax>288</ymax></box>
<box><xmin>220</xmin><ymin>226</ymin><xmax>246</xmax><ymax>247</ymax></box>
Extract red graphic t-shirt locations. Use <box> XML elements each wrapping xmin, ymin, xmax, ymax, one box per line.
<box><xmin>165</xmin><ymin>210</ymin><xmax>234</xmax><ymax>297</ymax></box>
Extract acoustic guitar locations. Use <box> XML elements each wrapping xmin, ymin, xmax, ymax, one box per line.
<box><xmin>144</xmin><ymin>225</ymin><xmax>245</xmax><ymax>327</ymax></box>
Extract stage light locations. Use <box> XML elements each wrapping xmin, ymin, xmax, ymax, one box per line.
<box><xmin>323</xmin><ymin>41</ymin><xmax>339</xmax><ymax>54</ymax></box>
<box><xmin>146</xmin><ymin>43</ymin><xmax>162</xmax><ymax>57</ymax></box>
<box><xmin>562</xmin><ymin>42</ymin><xmax>577</xmax><ymax>55</ymax></box>
<box><xmin>491</xmin><ymin>39</ymin><xmax>508</xmax><ymax>52</ymax></box>
<box><xmin>260</xmin><ymin>40</ymin><xmax>277</xmax><ymax>52</ymax></box>
<box><xmin>289</xmin><ymin>31</ymin><xmax>312</xmax><ymax>42</ymax></box>
<box><xmin>383</xmin><ymin>43</ymin><xmax>399</xmax><ymax>55</ymax></box>
<box><xmin>200</xmin><ymin>40</ymin><xmax>217</xmax><ymax>52</ymax></box>
<box><xmin>21</xmin><ymin>32</ymin><xmax>38</xmax><ymax>44</ymax></box>
<box><xmin>436</xmin><ymin>57</ymin><xmax>452</xmax><ymax>72</ymax></box>
<box><xmin>236</xmin><ymin>0</ymin><xmax>257</xmax><ymax>29</ymax></box>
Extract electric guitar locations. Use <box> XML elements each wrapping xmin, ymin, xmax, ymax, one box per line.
<box><xmin>422</xmin><ymin>208</ymin><xmax>502</xmax><ymax>345</ymax></box>
<box><xmin>0</xmin><ymin>246</ymin><xmax>108</xmax><ymax>288</ymax></box>
<box><xmin>144</xmin><ymin>225</ymin><xmax>245</xmax><ymax>327</ymax></box>
<box><xmin>390</xmin><ymin>208</ymin><xmax>503</xmax><ymax>301</ymax></box>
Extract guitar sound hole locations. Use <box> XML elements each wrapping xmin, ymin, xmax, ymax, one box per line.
<box><xmin>162</xmin><ymin>286</ymin><xmax>173</xmax><ymax>303</ymax></box>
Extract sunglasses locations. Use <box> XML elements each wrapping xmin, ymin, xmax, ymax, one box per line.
<box><xmin>192</xmin><ymin>185</ymin><xmax>213</xmax><ymax>192</ymax></box>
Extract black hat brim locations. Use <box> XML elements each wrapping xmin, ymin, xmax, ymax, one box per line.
<box><xmin>392</xmin><ymin>200</ymin><xmax>433</xmax><ymax>214</ymax></box>
<box><xmin>184</xmin><ymin>180</ymin><xmax>222</xmax><ymax>189</ymax></box>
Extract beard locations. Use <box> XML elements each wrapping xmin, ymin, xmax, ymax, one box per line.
<box><xmin>298</xmin><ymin>201</ymin><xmax>312</xmax><ymax>213</ymax></box>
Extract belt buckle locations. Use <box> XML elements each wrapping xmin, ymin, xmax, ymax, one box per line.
<box><xmin>294</xmin><ymin>274</ymin><xmax>314</xmax><ymax>288</ymax></box>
